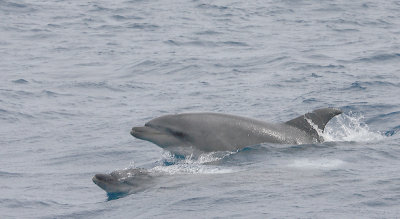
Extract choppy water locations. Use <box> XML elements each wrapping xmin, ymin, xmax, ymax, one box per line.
<box><xmin>1</xmin><ymin>0</ymin><xmax>400</xmax><ymax>218</ymax></box>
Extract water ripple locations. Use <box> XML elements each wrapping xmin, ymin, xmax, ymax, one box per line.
<box><xmin>357</xmin><ymin>53</ymin><xmax>400</xmax><ymax>63</ymax></box>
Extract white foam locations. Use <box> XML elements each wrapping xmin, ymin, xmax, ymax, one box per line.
<box><xmin>197</xmin><ymin>151</ymin><xmax>235</xmax><ymax>164</ymax></box>
<box><xmin>322</xmin><ymin>113</ymin><xmax>384</xmax><ymax>142</ymax></box>
<box><xmin>160</xmin><ymin>150</ymin><xmax>235</xmax><ymax>164</ymax></box>
<box><xmin>150</xmin><ymin>151</ymin><xmax>236</xmax><ymax>175</ymax></box>
<box><xmin>288</xmin><ymin>158</ymin><xmax>345</xmax><ymax>169</ymax></box>
<box><xmin>150</xmin><ymin>163</ymin><xmax>233</xmax><ymax>175</ymax></box>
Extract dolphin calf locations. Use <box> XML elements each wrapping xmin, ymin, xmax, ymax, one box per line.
<box><xmin>92</xmin><ymin>168</ymin><xmax>153</xmax><ymax>195</ymax></box>
<box><xmin>131</xmin><ymin>108</ymin><xmax>342</xmax><ymax>155</ymax></box>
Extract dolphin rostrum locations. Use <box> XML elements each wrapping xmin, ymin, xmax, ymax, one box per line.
<box><xmin>131</xmin><ymin>108</ymin><xmax>342</xmax><ymax>155</ymax></box>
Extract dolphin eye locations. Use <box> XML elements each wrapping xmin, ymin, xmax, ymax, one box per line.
<box><xmin>173</xmin><ymin>131</ymin><xmax>185</xmax><ymax>138</ymax></box>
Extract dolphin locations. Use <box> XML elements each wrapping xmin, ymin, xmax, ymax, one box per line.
<box><xmin>130</xmin><ymin>108</ymin><xmax>342</xmax><ymax>155</ymax></box>
<box><xmin>92</xmin><ymin>168</ymin><xmax>153</xmax><ymax>195</ymax></box>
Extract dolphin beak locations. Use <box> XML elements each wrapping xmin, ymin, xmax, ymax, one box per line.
<box><xmin>92</xmin><ymin>173</ymin><xmax>119</xmax><ymax>192</ymax></box>
<box><xmin>131</xmin><ymin>126</ymin><xmax>162</xmax><ymax>138</ymax></box>
<box><xmin>130</xmin><ymin>127</ymin><xmax>143</xmax><ymax>136</ymax></box>
<box><xmin>93</xmin><ymin>174</ymin><xmax>114</xmax><ymax>183</ymax></box>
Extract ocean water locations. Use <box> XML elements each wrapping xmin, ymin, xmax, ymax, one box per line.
<box><xmin>1</xmin><ymin>0</ymin><xmax>400</xmax><ymax>218</ymax></box>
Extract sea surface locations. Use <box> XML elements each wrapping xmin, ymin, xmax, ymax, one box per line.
<box><xmin>1</xmin><ymin>0</ymin><xmax>400</xmax><ymax>218</ymax></box>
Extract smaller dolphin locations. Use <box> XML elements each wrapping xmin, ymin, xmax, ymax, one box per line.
<box><xmin>92</xmin><ymin>168</ymin><xmax>153</xmax><ymax>195</ymax></box>
<box><xmin>131</xmin><ymin>108</ymin><xmax>342</xmax><ymax>155</ymax></box>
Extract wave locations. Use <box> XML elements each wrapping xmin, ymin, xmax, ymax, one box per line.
<box><xmin>0</xmin><ymin>171</ymin><xmax>23</xmax><ymax>177</ymax></box>
<box><xmin>59</xmin><ymin>81</ymin><xmax>124</xmax><ymax>92</ymax></box>
<box><xmin>345</xmin><ymin>81</ymin><xmax>400</xmax><ymax>91</ymax></box>
<box><xmin>12</xmin><ymin>79</ymin><xmax>29</xmax><ymax>84</ymax></box>
<box><xmin>0</xmin><ymin>1</ymin><xmax>36</xmax><ymax>13</ymax></box>
<box><xmin>384</xmin><ymin>125</ymin><xmax>400</xmax><ymax>137</ymax></box>
<box><xmin>163</xmin><ymin>39</ymin><xmax>248</xmax><ymax>47</ymax></box>
<box><xmin>288</xmin><ymin>158</ymin><xmax>345</xmax><ymax>170</ymax></box>
<box><xmin>356</xmin><ymin>53</ymin><xmax>400</xmax><ymax>63</ymax></box>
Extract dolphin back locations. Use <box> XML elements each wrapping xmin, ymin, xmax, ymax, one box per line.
<box><xmin>285</xmin><ymin>108</ymin><xmax>342</xmax><ymax>142</ymax></box>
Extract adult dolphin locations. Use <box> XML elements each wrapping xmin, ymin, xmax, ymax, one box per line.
<box><xmin>131</xmin><ymin>108</ymin><xmax>342</xmax><ymax>155</ymax></box>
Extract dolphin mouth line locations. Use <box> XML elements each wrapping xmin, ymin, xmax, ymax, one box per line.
<box><xmin>131</xmin><ymin>125</ymin><xmax>163</xmax><ymax>136</ymax></box>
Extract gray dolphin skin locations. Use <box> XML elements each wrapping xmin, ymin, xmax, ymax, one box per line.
<box><xmin>131</xmin><ymin>108</ymin><xmax>342</xmax><ymax>155</ymax></box>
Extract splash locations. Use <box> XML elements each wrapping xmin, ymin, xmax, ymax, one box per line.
<box><xmin>197</xmin><ymin>151</ymin><xmax>235</xmax><ymax>164</ymax></box>
<box><xmin>150</xmin><ymin>162</ymin><xmax>233</xmax><ymax>175</ymax></box>
<box><xmin>322</xmin><ymin>113</ymin><xmax>384</xmax><ymax>142</ymax></box>
<box><xmin>159</xmin><ymin>150</ymin><xmax>234</xmax><ymax>165</ymax></box>
<box><xmin>150</xmin><ymin>151</ymin><xmax>235</xmax><ymax>175</ymax></box>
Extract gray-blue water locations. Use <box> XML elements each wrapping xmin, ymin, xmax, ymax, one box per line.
<box><xmin>1</xmin><ymin>0</ymin><xmax>400</xmax><ymax>218</ymax></box>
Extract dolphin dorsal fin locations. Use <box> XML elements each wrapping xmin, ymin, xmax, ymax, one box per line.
<box><xmin>285</xmin><ymin>108</ymin><xmax>342</xmax><ymax>141</ymax></box>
